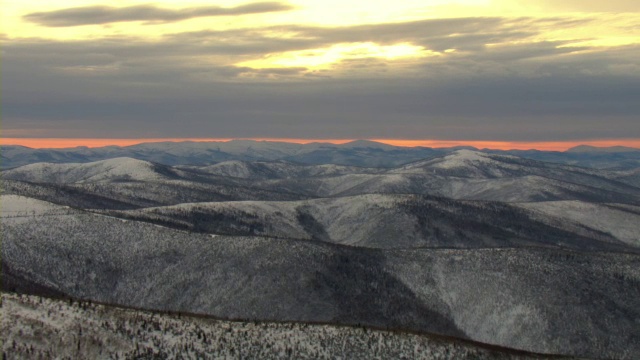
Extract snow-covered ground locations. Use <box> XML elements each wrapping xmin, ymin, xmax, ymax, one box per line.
<box><xmin>4</xmin><ymin>205</ymin><xmax>639</xmax><ymax>359</ymax></box>
<box><xmin>518</xmin><ymin>201</ymin><xmax>640</xmax><ymax>247</ymax></box>
<box><xmin>1</xmin><ymin>194</ymin><xmax>62</xmax><ymax>215</ymax></box>
<box><xmin>429</xmin><ymin>150</ymin><xmax>504</xmax><ymax>169</ymax></box>
<box><xmin>0</xmin><ymin>292</ymin><xmax>563</xmax><ymax>359</ymax></box>
<box><xmin>1</xmin><ymin>195</ymin><xmax>73</xmax><ymax>224</ymax></box>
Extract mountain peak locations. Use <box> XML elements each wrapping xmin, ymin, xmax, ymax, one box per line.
<box><xmin>340</xmin><ymin>140</ymin><xmax>396</xmax><ymax>149</ymax></box>
<box><xmin>433</xmin><ymin>149</ymin><xmax>494</xmax><ymax>168</ymax></box>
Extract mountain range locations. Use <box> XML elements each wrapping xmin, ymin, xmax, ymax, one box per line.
<box><xmin>2</xmin><ymin>145</ymin><xmax>640</xmax><ymax>359</ymax></box>
<box><xmin>3</xmin><ymin>139</ymin><xmax>640</xmax><ymax>170</ymax></box>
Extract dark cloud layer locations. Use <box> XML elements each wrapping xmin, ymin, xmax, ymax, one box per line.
<box><xmin>24</xmin><ymin>2</ymin><xmax>294</xmax><ymax>27</ymax></box>
<box><xmin>3</xmin><ymin>16</ymin><xmax>640</xmax><ymax>140</ymax></box>
<box><xmin>5</xmin><ymin>17</ymin><xmax>576</xmax><ymax>62</ymax></box>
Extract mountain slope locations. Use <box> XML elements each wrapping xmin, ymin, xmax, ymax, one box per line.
<box><xmin>2</xmin><ymin>198</ymin><xmax>639</xmax><ymax>359</ymax></box>
<box><xmin>5</xmin><ymin>150</ymin><xmax>640</xmax><ymax>206</ymax></box>
<box><xmin>2</xmin><ymin>157</ymin><xmax>174</xmax><ymax>183</ymax></box>
<box><xmin>612</xmin><ymin>168</ymin><xmax>640</xmax><ymax>187</ymax></box>
<box><xmin>102</xmin><ymin>194</ymin><xmax>635</xmax><ymax>252</ymax></box>
<box><xmin>393</xmin><ymin>149</ymin><xmax>631</xmax><ymax>186</ymax></box>
<box><xmin>2</xmin><ymin>168</ymin><xmax>309</xmax><ymax>209</ymax></box>
<box><xmin>517</xmin><ymin>201</ymin><xmax>640</xmax><ymax>247</ymax></box>
<box><xmin>180</xmin><ymin>160</ymin><xmax>380</xmax><ymax>179</ymax></box>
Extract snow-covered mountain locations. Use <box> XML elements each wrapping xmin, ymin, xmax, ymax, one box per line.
<box><xmin>179</xmin><ymin>160</ymin><xmax>380</xmax><ymax>179</ymax></box>
<box><xmin>4</xmin><ymin>150</ymin><xmax>639</xmax><ymax>205</ymax></box>
<box><xmin>3</xmin><ymin>147</ymin><xmax>640</xmax><ymax>359</ymax></box>
<box><xmin>393</xmin><ymin>149</ymin><xmax>619</xmax><ymax>182</ymax></box>
<box><xmin>2</xmin><ymin>157</ymin><xmax>172</xmax><ymax>183</ymax></box>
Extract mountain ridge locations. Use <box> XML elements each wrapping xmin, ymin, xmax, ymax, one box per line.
<box><xmin>3</xmin><ymin>140</ymin><xmax>640</xmax><ymax>170</ymax></box>
<box><xmin>567</xmin><ymin>145</ymin><xmax>640</xmax><ymax>153</ymax></box>
<box><xmin>4</xmin><ymin>150</ymin><xmax>640</xmax><ymax>206</ymax></box>
<box><xmin>3</xmin><ymin>202</ymin><xmax>639</xmax><ymax>359</ymax></box>
<box><xmin>3</xmin><ymin>145</ymin><xmax>640</xmax><ymax>359</ymax></box>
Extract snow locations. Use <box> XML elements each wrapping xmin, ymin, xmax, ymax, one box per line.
<box><xmin>433</xmin><ymin>150</ymin><xmax>497</xmax><ymax>169</ymax></box>
<box><xmin>204</xmin><ymin>160</ymin><xmax>255</xmax><ymax>178</ymax></box>
<box><xmin>423</xmin><ymin>150</ymin><xmax>519</xmax><ymax>171</ymax></box>
<box><xmin>4</xmin><ymin>199</ymin><xmax>640</xmax><ymax>359</ymax></box>
<box><xmin>2</xmin><ymin>157</ymin><xmax>164</xmax><ymax>183</ymax></box>
<box><xmin>390</xmin><ymin>150</ymin><xmax>523</xmax><ymax>178</ymax></box>
<box><xmin>115</xmin><ymin>194</ymin><xmax>412</xmax><ymax>246</ymax></box>
<box><xmin>0</xmin><ymin>195</ymin><xmax>72</xmax><ymax>224</ymax></box>
<box><xmin>1</xmin><ymin>293</ymin><xmax>534</xmax><ymax>360</ymax></box>
<box><xmin>1</xmin><ymin>194</ymin><xmax>62</xmax><ymax>215</ymax></box>
<box><xmin>518</xmin><ymin>201</ymin><xmax>640</xmax><ymax>247</ymax></box>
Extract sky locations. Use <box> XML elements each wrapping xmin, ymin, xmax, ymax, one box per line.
<box><xmin>2</xmin><ymin>0</ymin><xmax>640</xmax><ymax>148</ymax></box>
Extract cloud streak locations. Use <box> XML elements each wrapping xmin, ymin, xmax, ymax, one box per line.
<box><xmin>24</xmin><ymin>2</ymin><xmax>294</xmax><ymax>27</ymax></box>
<box><xmin>527</xmin><ymin>0</ymin><xmax>640</xmax><ymax>12</ymax></box>
<box><xmin>4</xmin><ymin>16</ymin><xmax>624</xmax><ymax>83</ymax></box>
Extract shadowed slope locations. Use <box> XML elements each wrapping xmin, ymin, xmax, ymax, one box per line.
<box><xmin>2</xmin><ymin>200</ymin><xmax>639</xmax><ymax>358</ymax></box>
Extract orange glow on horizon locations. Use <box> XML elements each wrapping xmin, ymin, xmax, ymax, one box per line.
<box><xmin>371</xmin><ymin>139</ymin><xmax>640</xmax><ymax>151</ymax></box>
<box><xmin>2</xmin><ymin>138</ymin><xmax>640</xmax><ymax>151</ymax></box>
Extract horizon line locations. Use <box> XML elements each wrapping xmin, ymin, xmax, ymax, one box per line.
<box><xmin>2</xmin><ymin>138</ymin><xmax>640</xmax><ymax>151</ymax></box>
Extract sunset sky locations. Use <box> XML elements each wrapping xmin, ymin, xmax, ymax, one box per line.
<box><xmin>2</xmin><ymin>0</ymin><xmax>639</xmax><ymax>149</ymax></box>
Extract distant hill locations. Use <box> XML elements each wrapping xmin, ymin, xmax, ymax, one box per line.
<box><xmin>567</xmin><ymin>145</ymin><xmax>640</xmax><ymax>153</ymax></box>
<box><xmin>1</xmin><ymin>157</ymin><xmax>171</xmax><ymax>183</ymax></box>
<box><xmin>4</xmin><ymin>151</ymin><xmax>640</xmax><ymax>206</ymax></box>
<box><xmin>3</xmin><ymin>140</ymin><xmax>639</xmax><ymax>170</ymax></box>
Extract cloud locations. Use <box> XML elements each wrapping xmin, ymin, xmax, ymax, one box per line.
<box><xmin>4</xmin><ymin>63</ymin><xmax>640</xmax><ymax>141</ymax></box>
<box><xmin>24</xmin><ymin>2</ymin><xmax>294</xmax><ymax>27</ymax></box>
<box><xmin>4</xmin><ymin>16</ymin><xmax>636</xmax><ymax>82</ymax></box>
<box><xmin>3</xmin><ymin>15</ymin><xmax>640</xmax><ymax>141</ymax></box>
<box><xmin>527</xmin><ymin>0</ymin><xmax>639</xmax><ymax>13</ymax></box>
<box><xmin>5</xmin><ymin>18</ymin><xmax>515</xmax><ymax>65</ymax></box>
<box><xmin>160</xmin><ymin>17</ymin><xmax>532</xmax><ymax>58</ymax></box>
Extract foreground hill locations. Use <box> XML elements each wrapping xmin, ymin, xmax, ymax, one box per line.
<box><xmin>3</xmin><ymin>197</ymin><xmax>639</xmax><ymax>359</ymax></box>
<box><xmin>1</xmin><ymin>293</ymin><xmax>562</xmax><ymax>359</ymax></box>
